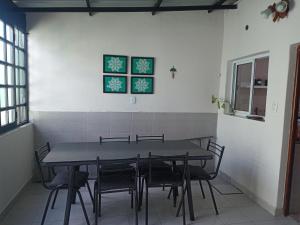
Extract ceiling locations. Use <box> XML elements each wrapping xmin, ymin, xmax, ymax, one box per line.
<box><xmin>12</xmin><ymin>0</ymin><xmax>239</xmax><ymax>14</ymax></box>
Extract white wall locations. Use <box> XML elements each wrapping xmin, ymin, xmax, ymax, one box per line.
<box><xmin>217</xmin><ymin>0</ymin><xmax>300</xmax><ymax>215</ymax></box>
<box><xmin>27</xmin><ymin>11</ymin><xmax>224</xmax><ymax>113</ymax></box>
<box><xmin>0</xmin><ymin>124</ymin><xmax>34</xmax><ymax>215</ymax></box>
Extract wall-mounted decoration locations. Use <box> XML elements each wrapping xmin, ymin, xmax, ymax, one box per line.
<box><xmin>103</xmin><ymin>55</ymin><xmax>128</xmax><ymax>74</ymax></box>
<box><xmin>170</xmin><ymin>66</ymin><xmax>177</xmax><ymax>79</ymax></box>
<box><xmin>131</xmin><ymin>77</ymin><xmax>154</xmax><ymax>94</ymax></box>
<box><xmin>103</xmin><ymin>75</ymin><xmax>127</xmax><ymax>94</ymax></box>
<box><xmin>131</xmin><ymin>57</ymin><xmax>155</xmax><ymax>75</ymax></box>
<box><xmin>261</xmin><ymin>0</ymin><xmax>289</xmax><ymax>22</ymax></box>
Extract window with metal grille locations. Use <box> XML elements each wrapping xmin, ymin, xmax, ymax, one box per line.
<box><xmin>0</xmin><ymin>19</ymin><xmax>28</xmax><ymax>134</ymax></box>
<box><xmin>231</xmin><ymin>53</ymin><xmax>269</xmax><ymax>119</ymax></box>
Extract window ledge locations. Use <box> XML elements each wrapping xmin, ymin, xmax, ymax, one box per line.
<box><xmin>223</xmin><ymin>113</ymin><xmax>265</xmax><ymax>122</ymax></box>
<box><xmin>0</xmin><ymin>122</ymin><xmax>32</xmax><ymax>137</ymax></box>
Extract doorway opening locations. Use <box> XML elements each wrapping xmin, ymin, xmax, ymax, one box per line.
<box><xmin>284</xmin><ymin>45</ymin><xmax>300</xmax><ymax>218</ymax></box>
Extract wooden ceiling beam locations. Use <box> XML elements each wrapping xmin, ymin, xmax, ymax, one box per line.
<box><xmin>17</xmin><ymin>5</ymin><xmax>237</xmax><ymax>13</ymax></box>
<box><xmin>152</xmin><ymin>0</ymin><xmax>163</xmax><ymax>15</ymax></box>
<box><xmin>85</xmin><ymin>0</ymin><xmax>93</xmax><ymax>16</ymax></box>
<box><xmin>208</xmin><ymin>0</ymin><xmax>227</xmax><ymax>13</ymax></box>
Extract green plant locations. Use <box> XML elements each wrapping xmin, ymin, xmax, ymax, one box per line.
<box><xmin>212</xmin><ymin>95</ymin><xmax>234</xmax><ymax>114</ymax></box>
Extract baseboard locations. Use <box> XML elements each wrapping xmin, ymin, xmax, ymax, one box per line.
<box><xmin>0</xmin><ymin>177</ymin><xmax>33</xmax><ymax>221</ymax></box>
<box><xmin>219</xmin><ymin>171</ymin><xmax>282</xmax><ymax>216</ymax></box>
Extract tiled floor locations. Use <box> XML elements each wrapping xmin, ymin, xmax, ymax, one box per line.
<box><xmin>0</xmin><ymin>178</ymin><xmax>299</xmax><ymax>225</ymax></box>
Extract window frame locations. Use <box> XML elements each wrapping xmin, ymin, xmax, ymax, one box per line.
<box><xmin>231</xmin><ymin>53</ymin><xmax>269</xmax><ymax>117</ymax></box>
<box><xmin>0</xmin><ymin>20</ymin><xmax>28</xmax><ymax>135</ymax></box>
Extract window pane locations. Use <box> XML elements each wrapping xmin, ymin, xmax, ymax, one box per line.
<box><xmin>16</xmin><ymin>88</ymin><xmax>19</xmax><ymax>105</ymax></box>
<box><xmin>8</xmin><ymin>109</ymin><xmax>15</xmax><ymax>124</ymax></box>
<box><xmin>7</xmin><ymin>66</ymin><xmax>14</xmax><ymax>85</ymax></box>
<box><xmin>19</xmin><ymin>32</ymin><xmax>25</xmax><ymax>49</ymax></box>
<box><xmin>17</xmin><ymin>106</ymin><xmax>26</xmax><ymax>123</ymax></box>
<box><xmin>234</xmin><ymin>62</ymin><xmax>252</xmax><ymax>112</ymax></box>
<box><xmin>19</xmin><ymin>50</ymin><xmax>25</xmax><ymax>67</ymax></box>
<box><xmin>0</xmin><ymin>20</ymin><xmax>4</xmax><ymax>38</ymax></box>
<box><xmin>14</xmin><ymin>28</ymin><xmax>19</xmax><ymax>46</ymax></box>
<box><xmin>15</xmin><ymin>49</ymin><xmax>19</xmax><ymax>66</ymax></box>
<box><xmin>0</xmin><ymin>64</ymin><xmax>5</xmax><ymax>84</ymax></box>
<box><xmin>0</xmin><ymin>41</ymin><xmax>4</xmax><ymax>61</ymax></box>
<box><xmin>7</xmin><ymin>88</ymin><xmax>14</xmax><ymax>107</ymax></box>
<box><xmin>20</xmin><ymin>69</ymin><xmax>25</xmax><ymax>85</ymax></box>
<box><xmin>1</xmin><ymin>110</ymin><xmax>8</xmax><ymax>126</ymax></box>
<box><xmin>20</xmin><ymin>88</ymin><xmax>26</xmax><ymax>104</ymax></box>
<box><xmin>0</xmin><ymin>88</ymin><xmax>7</xmax><ymax>108</ymax></box>
<box><xmin>7</xmin><ymin>44</ymin><xmax>13</xmax><ymax>64</ymax></box>
<box><xmin>252</xmin><ymin>57</ymin><xmax>269</xmax><ymax>116</ymax></box>
<box><xmin>6</xmin><ymin>25</ymin><xmax>13</xmax><ymax>42</ymax></box>
<box><xmin>15</xmin><ymin>68</ymin><xmax>19</xmax><ymax>85</ymax></box>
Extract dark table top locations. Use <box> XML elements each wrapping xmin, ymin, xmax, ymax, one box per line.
<box><xmin>43</xmin><ymin>140</ymin><xmax>213</xmax><ymax>166</ymax></box>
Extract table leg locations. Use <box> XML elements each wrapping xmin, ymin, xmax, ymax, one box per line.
<box><xmin>186</xmin><ymin>167</ymin><xmax>195</xmax><ymax>221</ymax></box>
<box><xmin>64</xmin><ymin>166</ymin><xmax>75</xmax><ymax>225</ymax></box>
<box><xmin>71</xmin><ymin>166</ymin><xmax>80</xmax><ymax>204</ymax></box>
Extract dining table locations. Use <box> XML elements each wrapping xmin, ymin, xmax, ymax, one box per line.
<box><xmin>42</xmin><ymin>140</ymin><xmax>213</xmax><ymax>225</ymax></box>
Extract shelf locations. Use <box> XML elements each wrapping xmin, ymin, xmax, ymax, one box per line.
<box><xmin>254</xmin><ymin>85</ymin><xmax>268</xmax><ymax>89</ymax></box>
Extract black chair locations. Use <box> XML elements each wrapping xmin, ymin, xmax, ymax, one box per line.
<box><xmin>34</xmin><ymin>143</ymin><xmax>92</xmax><ymax>225</ymax></box>
<box><xmin>100</xmin><ymin>136</ymin><xmax>130</xmax><ymax>144</ymax></box>
<box><xmin>135</xmin><ymin>134</ymin><xmax>174</xmax><ymax>208</ymax></box>
<box><xmin>136</xmin><ymin>134</ymin><xmax>164</xmax><ymax>143</ymax></box>
<box><xmin>143</xmin><ymin>153</ymin><xmax>188</xmax><ymax>225</ymax></box>
<box><xmin>94</xmin><ymin>156</ymin><xmax>139</xmax><ymax>225</ymax></box>
<box><xmin>176</xmin><ymin>139</ymin><xmax>225</xmax><ymax>216</ymax></box>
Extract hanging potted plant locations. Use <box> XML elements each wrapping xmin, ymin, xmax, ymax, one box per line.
<box><xmin>211</xmin><ymin>95</ymin><xmax>234</xmax><ymax>115</ymax></box>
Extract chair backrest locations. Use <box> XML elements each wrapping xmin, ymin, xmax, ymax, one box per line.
<box><xmin>34</xmin><ymin>142</ymin><xmax>52</xmax><ymax>188</ymax></box>
<box><xmin>147</xmin><ymin>152</ymin><xmax>188</xmax><ymax>185</ymax></box>
<box><xmin>99</xmin><ymin>136</ymin><xmax>130</xmax><ymax>144</ymax></box>
<box><xmin>136</xmin><ymin>134</ymin><xmax>164</xmax><ymax>143</ymax></box>
<box><xmin>96</xmin><ymin>155</ymin><xmax>140</xmax><ymax>191</ymax></box>
<box><xmin>206</xmin><ymin>139</ymin><xmax>225</xmax><ymax>179</ymax></box>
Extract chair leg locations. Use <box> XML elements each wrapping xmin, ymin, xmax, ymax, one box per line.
<box><xmin>182</xmin><ymin>185</ymin><xmax>186</xmax><ymax>225</ymax></box>
<box><xmin>139</xmin><ymin>177</ymin><xmax>144</xmax><ymax>210</ymax></box>
<box><xmin>135</xmin><ymin>188</ymin><xmax>138</xmax><ymax>225</ymax></box>
<box><xmin>176</xmin><ymin>185</ymin><xmax>187</xmax><ymax>217</ymax></box>
<box><xmin>162</xmin><ymin>184</ymin><xmax>165</xmax><ymax>191</ymax></box>
<box><xmin>51</xmin><ymin>189</ymin><xmax>59</xmax><ymax>209</ymax></box>
<box><xmin>93</xmin><ymin>183</ymin><xmax>96</xmax><ymax>213</ymax></box>
<box><xmin>199</xmin><ymin>180</ymin><xmax>206</xmax><ymax>199</ymax></box>
<box><xmin>95</xmin><ymin>190</ymin><xmax>98</xmax><ymax>225</ymax></box>
<box><xmin>173</xmin><ymin>186</ymin><xmax>178</xmax><ymax>207</ymax></box>
<box><xmin>167</xmin><ymin>187</ymin><xmax>173</xmax><ymax>199</ymax></box>
<box><xmin>206</xmin><ymin>180</ymin><xmax>219</xmax><ymax>215</ymax></box>
<box><xmin>98</xmin><ymin>191</ymin><xmax>102</xmax><ymax>217</ymax></box>
<box><xmin>41</xmin><ymin>190</ymin><xmax>55</xmax><ymax>225</ymax></box>
<box><xmin>77</xmin><ymin>190</ymin><xmax>91</xmax><ymax>225</ymax></box>
<box><xmin>145</xmin><ymin>183</ymin><xmax>149</xmax><ymax>225</ymax></box>
<box><xmin>131</xmin><ymin>189</ymin><xmax>134</xmax><ymax>209</ymax></box>
<box><xmin>86</xmin><ymin>181</ymin><xmax>94</xmax><ymax>203</ymax></box>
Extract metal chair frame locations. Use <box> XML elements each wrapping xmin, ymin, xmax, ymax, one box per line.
<box><xmin>176</xmin><ymin>139</ymin><xmax>225</xmax><ymax>216</ymax></box>
<box><xmin>35</xmin><ymin>142</ymin><xmax>92</xmax><ymax>225</ymax></box>
<box><xmin>143</xmin><ymin>153</ymin><xmax>188</xmax><ymax>225</ymax></box>
<box><xmin>94</xmin><ymin>156</ymin><xmax>140</xmax><ymax>225</ymax></box>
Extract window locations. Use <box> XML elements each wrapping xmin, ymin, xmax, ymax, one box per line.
<box><xmin>232</xmin><ymin>54</ymin><xmax>269</xmax><ymax>118</ymax></box>
<box><xmin>0</xmin><ymin>19</ymin><xmax>28</xmax><ymax>134</ymax></box>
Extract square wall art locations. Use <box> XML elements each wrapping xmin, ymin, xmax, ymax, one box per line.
<box><xmin>103</xmin><ymin>75</ymin><xmax>127</xmax><ymax>94</ymax></box>
<box><xmin>131</xmin><ymin>76</ymin><xmax>154</xmax><ymax>94</ymax></box>
<box><xmin>103</xmin><ymin>54</ymin><xmax>128</xmax><ymax>74</ymax></box>
<box><xmin>131</xmin><ymin>57</ymin><xmax>154</xmax><ymax>75</ymax></box>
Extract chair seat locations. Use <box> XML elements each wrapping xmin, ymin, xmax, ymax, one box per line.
<box><xmin>47</xmin><ymin>171</ymin><xmax>89</xmax><ymax>189</ymax></box>
<box><xmin>138</xmin><ymin>160</ymin><xmax>171</xmax><ymax>175</ymax></box>
<box><xmin>95</xmin><ymin>173</ymin><xmax>135</xmax><ymax>191</ymax></box>
<box><xmin>146</xmin><ymin>171</ymin><xmax>182</xmax><ymax>187</ymax></box>
<box><xmin>176</xmin><ymin>165</ymin><xmax>211</xmax><ymax>180</ymax></box>
<box><xmin>101</xmin><ymin>163</ymin><xmax>134</xmax><ymax>174</ymax></box>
